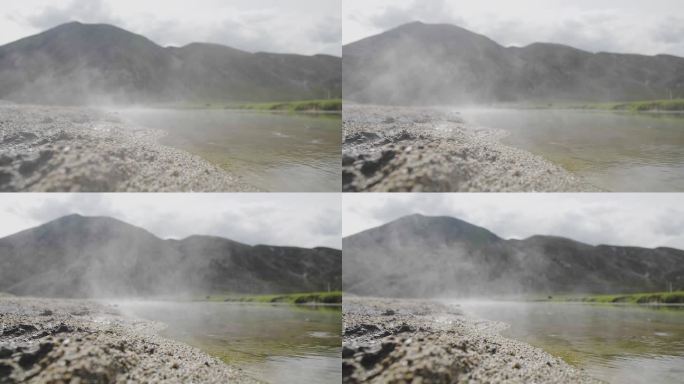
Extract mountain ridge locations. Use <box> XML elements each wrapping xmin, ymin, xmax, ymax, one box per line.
<box><xmin>343</xmin><ymin>214</ymin><xmax>684</xmax><ymax>298</ymax></box>
<box><xmin>0</xmin><ymin>214</ymin><xmax>341</xmax><ymax>298</ymax></box>
<box><xmin>0</xmin><ymin>22</ymin><xmax>341</xmax><ymax>104</ymax></box>
<box><xmin>343</xmin><ymin>21</ymin><xmax>684</xmax><ymax>104</ymax></box>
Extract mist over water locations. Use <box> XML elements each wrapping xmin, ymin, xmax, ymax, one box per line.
<box><xmin>460</xmin><ymin>109</ymin><xmax>684</xmax><ymax>191</ymax></box>
<box><xmin>116</xmin><ymin>301</ymin><xmax>342</xmax><ymax>384</ymax></box>
<box><xmin>116</xmin><ymin>108</ymin><xmax>341</xmax><ymax>192</ymax></box>
<box><xmin>450</xmin><ymin>300</ymin><xmax>684</xmax><ymax>384</ymax></box>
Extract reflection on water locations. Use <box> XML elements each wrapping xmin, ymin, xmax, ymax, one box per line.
<box><xmin>450</xmin><ymin>301</ymin><xmax>684</xmax><ymax>384</ymax></box>
<box><xmin>117</xmin><ymin>301</ymin><xmax>341</xmax><ymax>384</ymax></box>
<box><xmin>117</xmin><ymin>109</ymin><xmax>341</xmax><ymax>192</ymax></box>
<box><xmin>460</xmin><ymin>109</ymin><xmax>684</xmax><ymax>191</ymax></box>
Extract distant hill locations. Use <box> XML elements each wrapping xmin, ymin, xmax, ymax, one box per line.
<box><xmin>0</xmin><ymin>22</ymin><xmax>341</xmax><ymax>104</ymax></box>
<box><xmin>343</xmin><ymin>214</ymin><xmax>684</xmax><ymax>297</ymax></box>
<box><xmin>0</xmin><ymin>214</ymin><xmax>341</xmax><ymax>298</ymax></box>
<box><xmin>343</xmin><ymin>21</ymin><xmax>684</xmax><ymax>105</ymax></box>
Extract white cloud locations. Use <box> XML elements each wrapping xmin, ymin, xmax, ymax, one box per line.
<box><xmin>342</xmin><ymin>193</ymin><xmax>684</xmax><ymax>250</ymax></box>
<box><xmin>1</xmin><ymin>0</ymin><xmax>341</xmax><ymax>55</ymax></box>
<box><xmin>0</xmin><ymin>193</ymin><xmax>341</xmax><ymax>249</ymax></box>
<box><xmin>343</xmin><ymin>0</ymin><xmax>684</xmax><ymax>57</ymax></box>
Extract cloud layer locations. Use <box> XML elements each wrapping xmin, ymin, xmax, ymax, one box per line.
<box><xmin>344</xmin><ymin>0</ymin><xmax>684</xmax><ymax>57</ymax></box>
<box><xmin>0</xmin><ymin>193</ymin><xmax>341</xmax><ymax>249</ymax></box>
<box><xmin>343</xmin><ymin>193</ymin><xmax>684</xmax><ymax>250</ymax></box>
<box><xmin>2</xmin><ymin>0</ymin><xmax>341</xmax><ymax>55</ymax></box>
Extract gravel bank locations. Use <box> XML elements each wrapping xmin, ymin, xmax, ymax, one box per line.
<box><xmin>0</xmin><ymin>104</ymin><xmax>257</xmax><ymax>191</ymax></box>
<box><xmin>343</xmin><ymin>297</ymin><xmax>600</xmax><ymax>384</ymax></box>
<box><xmin>0</xmin><ymin>297</ymin><xmax>259</xmax><ymax>383</ymax></box>
<box><xmin>343</xmin><ymin>104</ymin><xmax>596</xmax><ymax>192</ymax></box>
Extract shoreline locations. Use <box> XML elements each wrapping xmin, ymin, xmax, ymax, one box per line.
<box><xmin>0</xmin><ymin>296</ymin><xmax>259</xmax><ymax>383</ymax></box>
<box><xmin>0</xmin><ymin>103</ymin><xmax>258</xmax><ymax>192</ymax></box>
<box><xmin>343</xmin><ymin>297</ymin><xmax>599</xmax><ymax>383</ymax></box>
<box><xmin>342</xmin><ymin>104</ymin><xmax>597</xmax><ymax>192</ymax></box>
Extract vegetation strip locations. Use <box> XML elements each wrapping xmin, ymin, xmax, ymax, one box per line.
<box><xmin>531</xmin><ymin>99</ymin><xmax>684</xmax><ymax>112</ymax></box>
<box><xmin>202</xmin><ymin>291</ymin><xmax>342</xmax><ymax>304</ymax></box>
<box><xmin>227</xmin><ymin>99</ymin><xmax>342</xmax><ymax>112</ymax></box>
<box><xmin>548</xmin><ymin>291</ymin><xmax>684</xmax><ymax>304</ymax></box>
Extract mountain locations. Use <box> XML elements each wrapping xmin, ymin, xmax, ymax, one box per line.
<box><xmin>0</xmin><ymin>214</ymin><xmax>341</xmax><ymax>298</ymax></box>
<box><xmin>343</xmin><ymin>21</ymin><xmax>684</xmax><ymax>105</ymax></box>
<box><xmin>0</xmin><ymin>22</ymin><xmax>341</xmax><ymax>104</ymax></box>
<box><xmin>343</xmin><ymin>214</ymin><xmax>684</xmax><ymax>297</ymax></box>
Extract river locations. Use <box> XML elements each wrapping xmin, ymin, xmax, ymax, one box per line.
<box><xmin>450</xmin><ymin>301</ymin><xmax>684</xmax><ymax>384</ymax></box>
<box><xmin>118</xmin><ymin>301</ymin><xmax>341</xmax><ymax>384</ymax></box>
<box><xmin>117</xmin><ymin>109</ymin><xmax>341</xmax><ymax>192</ymax></box>
<box><xmin>460</xmin><ymin>109</ymin><xmax>684</xmax><ymax>191</ymax></box>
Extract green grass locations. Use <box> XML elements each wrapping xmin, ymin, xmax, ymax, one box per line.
<box><xmin>226</xmin><ymin>99</ymin><xmax>342</xmax><ymax>112</ymax></box>
<box><xmin>549</xmin><ymin>291</ymin><xmax>684</xmax><ymax>304</ymax></box>
<box><xmin>536</xmin><ymin>99</ymin><xmax>684</xmax><ymax>112</ymax></box>
<box><xmin>201</xmin><ymin>291</ymin><xmax>342</xmax><ymax>305</ymax></box>
<box><xmin>151</xmin><ymin>99</ymin><xmax>342</xmax><ymax>113</ymax></box>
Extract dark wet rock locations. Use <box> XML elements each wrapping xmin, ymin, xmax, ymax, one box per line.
<box><xmin>342</xmin><ymin>346</ymin><xmax>356</xmax><ymax>359</ymax></box>
<box><xmin>0</xmin><ymin>346</ymin><xmax>13</xmax><ymax>359</ymax></box>
<box><xmin>344</xmin><ymin>131</ymin><xmax>381</xmax><ymax>144</ymax></box>
<box><xmin>342</xmin><ymin>154</ymin><xmax>356</xmax><ymax>166</ymax></box>
<box><xmin>17</xmin><ymin>342</ymin><xmax>53</xmax><ymax>368</ymax></box>
<box><xmin>17</xmin><ymin>150</ymin><xmax>53</xmax><ymax>176</ymax></box>
<box><xmin>0</xmin><ymin>170</ymin><xmax>13</xmax><ymax>187</ymax></box>
<box><xmin>345</xmin><ymin>324</ymin><xmax>381</xmax><ymax>337</ymax></box>
<box><xmin>0</xmin><ymin>361</ymin><xmax>14</xmax><ymax>380</ymax></box>
<box><xmin>2</xmin><ymin>131</ymin><xmax>37</xmax><ymax>144</ymax></box>
<box><xmin>358</xmin><ymin>341</ymin><xmax>396</xmax><ymax>369</ymax></box>
<box><xmin>1</xmin><ymin>324</ymin><xmax>38</xmax><ymax>337</ymax></box>
<box><xmin>0</xmin><ymin>155</ymin><xmax>14</xmax><ymax>167</ymax></box>
<box><xmin>359</xmin><ymin>150</ymin><xmax>395</xmax><ymax>177</ymax></box>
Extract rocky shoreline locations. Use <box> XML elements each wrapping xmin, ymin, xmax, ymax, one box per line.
<box><xmin>342</xmin><ymin>104</ymin><xmax>596</xmax><ymax>192</ymax></box>
<box><xmin>343</xmin><ymin>297</ymin><xmax>600</xmax><ymax>383</ymax></box>
<box><xmin>0</xmin><ymin>103</ymin><xmax>257</xmax><ymax>192</ymax></box>
<box><xmin>0</xmin><ymin>297</ymin><xmax>259</xmax><ymax>383</ymax></box>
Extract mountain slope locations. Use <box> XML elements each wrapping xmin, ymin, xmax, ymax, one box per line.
<box><xmin>0</xmin><ymin>214</ymin><xmax>341</xmax><ymax>298</ymax></box>
<box><xmin>0</xmin><ymin>22</ymin><xmax>341</xmax><ymax>104</ymax></box>
<box><xmin>342</xmin><ymin>21</ymin><xmax>684</xmax><ymax>104</ymax></box>
<box><xmin>343</xmin><ymin>214</ymin><xmax>684</xmax><ymax>297</ymax></box>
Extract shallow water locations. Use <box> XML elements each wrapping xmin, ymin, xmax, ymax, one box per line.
<box><xmin>117</xmin><ymin>109</ymin><xmax>341</xmax><ymax>192</ymax></box>
<box><xmin>117</xmin><ymin>301</ymin><xmax>341</xmax><ymax>384</ymax></box>
<box><xmin>450</xmin><ymin>301</ymin><xmax>684</xmax><ymax>384</ymax></box>
<box><xmin>459</xmin><ymin>109</ymin><xmax>684</xmax><ymax>191</ymax></box>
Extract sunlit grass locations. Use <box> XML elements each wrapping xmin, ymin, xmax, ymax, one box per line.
<box><xmin>534</xmin><ymin>99</ymin><xmax>684</xmax><ymax>112</ymax></box>
<box><xmin>200</xmin><ymin>291</ymin><xmax>342</xmax><ymax>304</ymax></box>
<box><xmin>549</xmin><ymin>291</ymin><xmax>684</xmax><ymax>304</ymax></box>
<box><xmin>228</xmin><ymin>99</ymin><xmax>342</xmax><ymax>112</ymax></box>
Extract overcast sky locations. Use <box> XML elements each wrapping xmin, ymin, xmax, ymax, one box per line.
<box><xmin>343</xmin><ymin>193</ymin><xmax>684</xmax><ymax>250</ymax></box>
<box><xmin>344</xmin><ymin>0</ymin><xmax>684</xmax><ymax>57</ymax></box>
<box><xmin>0</xmin><ymin>194</ymin><xmax>341</xmax><ymax>249</ymax></box>
<box><xmin>1</xmin><ymin>0</ymin><xmax>341</xmax><ymax>55</ymax></box>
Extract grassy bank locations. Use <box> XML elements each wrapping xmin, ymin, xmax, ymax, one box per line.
<box><xmin>154</xmin><ymin>99</ymin><xmax>342</xmax><ymax>113</ymax></box>
<box><xmin>550</xmin><ymin>291</ymin><xmax>684</xmax><ymax>304</ymax></box>
<box><xmin>202</xmin><ymin>291</ymin><xmax>342</xmax><ymax>305</ymax></box>
<box><xmin>537</xmin><ymin>99</ymin><xmax>684</xmax><ymax>112</ymax></box>
<box><xmin>227</xmin><ymin>99</ymin><xmax>342</xmax><ymax>112</ymax></box>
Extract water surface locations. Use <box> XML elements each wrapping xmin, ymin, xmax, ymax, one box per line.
<box><xmin>451</xmin><ymin>301</ymin><xmax>684</xmax><ymax>384</ymax></box>
<box><xmin>118</xmin><ymin>301</ymin><xmax>341</xmax><ymax>384</ymax></box>
<box><xmin>117</xmin><ymin>109</ymin><xmax>341</xmax><ymax>192</ymax></box>
<box><xmin>460</xmin><ymin>109</ymin><xmax>684</xmax><ymax>191</ymax></box>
